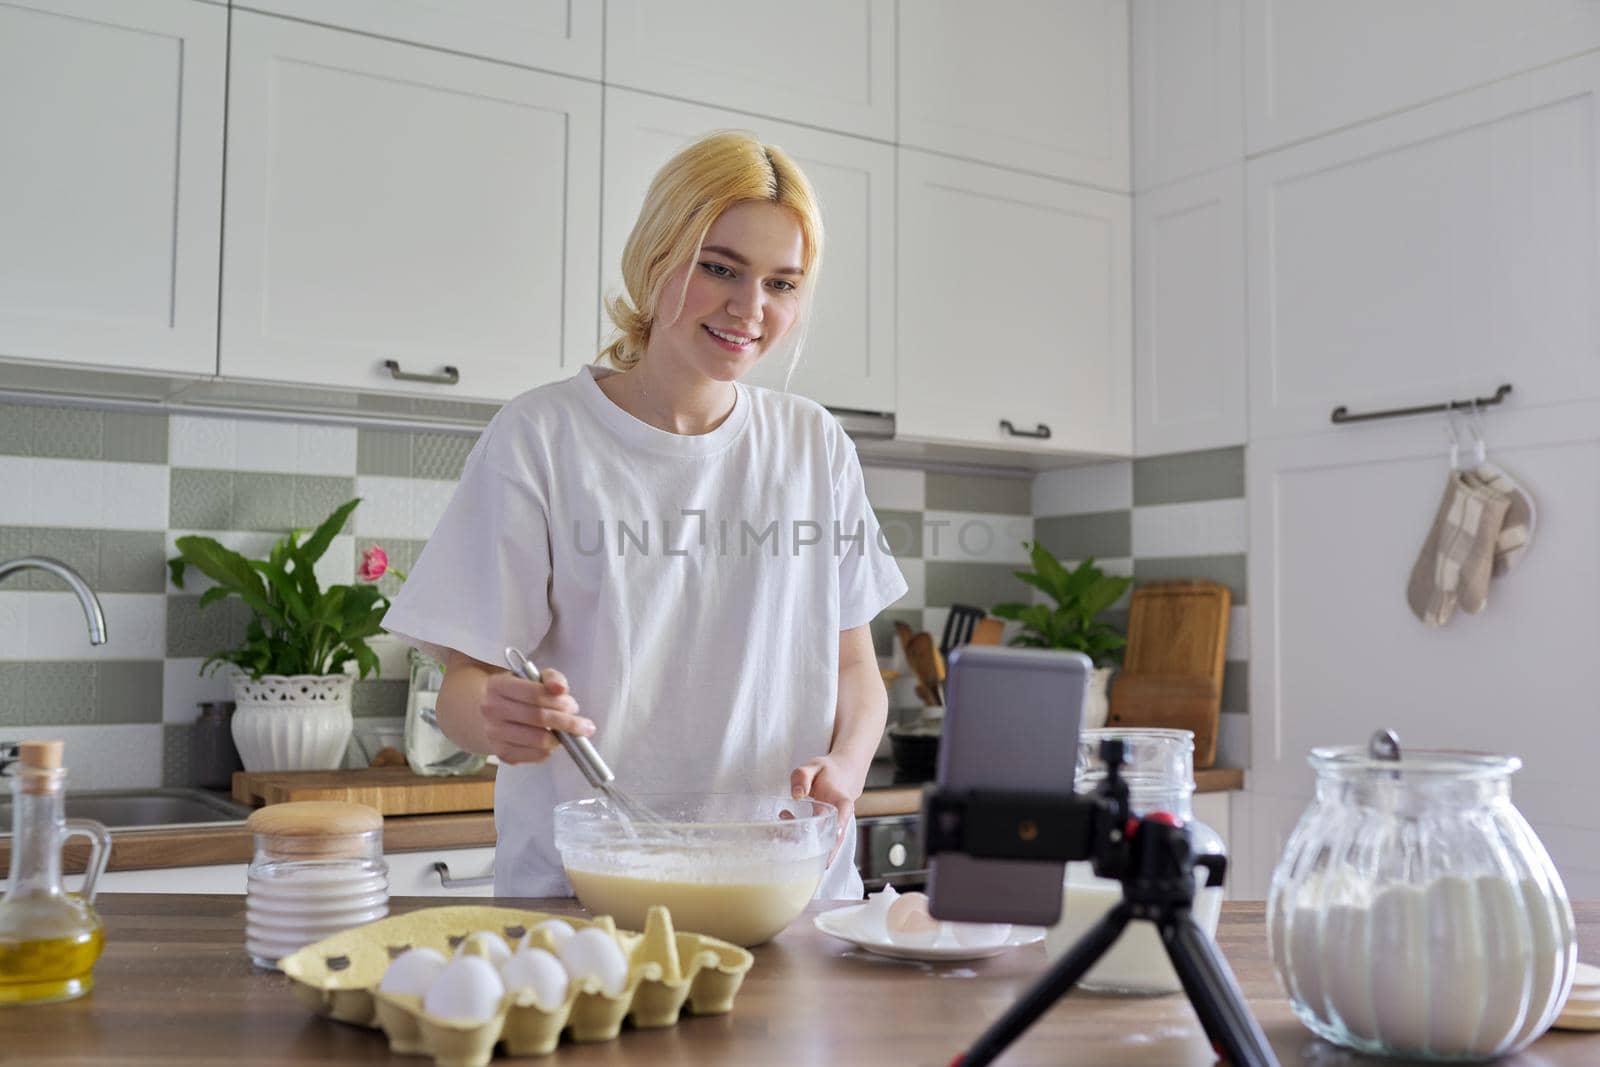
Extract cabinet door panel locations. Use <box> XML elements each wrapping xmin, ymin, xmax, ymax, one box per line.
<box><xmin>241</xmin><ymin>0</ymin><xmax>601</xmax><ymax>78</ymax></box>
<box><xmin>1135</xmin><ymin>166</ymin><xmax>1246</xmax><ymax>455</ymax></box>
<box><xmin>605</xmin><ymin>0</ymin><xmax>894</xmax><ymax>141</ymax></box>
<box><xmin>1131</xmin><ymin>0</ymin><xmax>1242</xmax><ymax>191</ymax></box>
<box><xmin>601</xmin><ymin>90</ymin><xmax>894</xmax><ymax>414</ymax></box>
<box><xmin>0</xmin><ymin>0</ymin><xmax>224</xmax><ymax>375</ymax></box>
<box><xmin>900</xmin><ymin>0</ymin><xmax>1129</xmax><ymax>189</ymax></box>
<box><xmin>1248</xmin><ymin>55</ymin><xmax>1600</xmax><ymax>439</ymax></box>
<box><xmin>896</xmin><ymin>150</ymin><xmax>1131</xmax><ymax>456</ymax></box>
<box><xmin>221</xmin><ymin>12</ymin><xmax>600</xmax><ymax>401</ymax></box>
<box><xmin>1244</xmin><ymin>0</ymin><xmax>1600</xmax><ymax>153</ymax></box>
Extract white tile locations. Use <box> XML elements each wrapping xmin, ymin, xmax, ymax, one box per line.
<box><xmin>367</xmin><ymin>632</ymin><xmax>415</xmax><ymax>681</ymax></box>
<box><xmin>1032</xmin><ymin>461</ymin><xmax>1133</xmax><ymax>517</ymax></box>
<box><xmin>410</xmin><ymin>479</ymin><xmax>459</xmax><ymax>539</ymax></box>
<box><xmin>11</xmin><ymin>457</ymin><xmax>100</xmax><ymax>527</ymax></box>
<box><xmin>296</xmin><ymin>425</ymin><xmax>358</xmax><ymax>476</ymax></box>
<box><xmin>163</xmin><ymin>658</ymin><xmax>233</xmax><ymax>723</ymax></box>
<box><xmin>1227</xmin><ymin>605</ymin><xmax>1248</xmax><ymax>662</ymax></box>
<box><xmin>862</xmin><ymin>466</ymin><xmax>925</xmax><ymax>512</ymax></box>
<box><xmin>1</xmin><ymin>592</ymin><xmax>165</xmax><ymax>659</ymax></box>
<box><xmin>98</xmin><ymin>463</ymin><xmax>169</xmax><ymax>530</ymax></box>
<box><xmin>1131</xmin><ymin>498</ymin><xmax>1248</xmax><ymax>559</ymax></box>
<box><xmin>313</xmin><ymin>535</ymin><xmax>356</xmax><ymax>588</ymax></box>
<box><xmin>233</xmin><ymin>419</ymin><xmax>301</xmax><ymax>473</ymax></box>
<box><xmin>893</xmin><ymin>557</ymin><xmax>925</xmax><ymax>609</ymax></box>
<box><xmin>1216</xmin><ymin>711</ymin><xmax>1250</xmax><ymax>769</ymax></box>
<box><xmin>353</xmin><ymin>477</ymin><xmax>415</xmax><ymax>538</ymax></box>
<box><xmin>920</xmin><ymin>606</ymin><xmax>948</xmax><ymax>647</ymax></box>
<box><xmin>168</xmin><ymin>414</ymin><xmax>237</xmax><ymax>469</ymax></box>
<box><xmin>7</xmin><ymin>725</ymin><xmax>163</xmax><ymax>790</ymax></box>
<box><xmin>922</xmin><ymin>511</ymin><xmax>1033</xmax><ymax>564</ymax></box>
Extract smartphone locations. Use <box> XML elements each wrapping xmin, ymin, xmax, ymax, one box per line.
<box><xmin>925</xmin><ymin>645</ymin><xmax>1089</xmax><ymax>927</ymax></box>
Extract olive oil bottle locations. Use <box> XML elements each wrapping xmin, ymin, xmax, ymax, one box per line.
<box><xmin>0</xmin><ymin>741</ymin><xmax>112</xmax><ymax>1005</ymax></box>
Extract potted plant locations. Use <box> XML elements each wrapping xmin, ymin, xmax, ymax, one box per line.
<box><xmin>991</xmin><ymin>542</ymin><xmax>1133</xmax><ymax>728</ymax></box>
<box><xmin>168</xmin><ymin>498</ymin><xmax>388</xmax><ymax>772</ymax></box>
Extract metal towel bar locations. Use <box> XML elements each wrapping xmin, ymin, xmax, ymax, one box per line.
<box><xmin>1330</xmin><ymin>383</ymin><xmax>1512</xmax><ymax>425</ymax></box>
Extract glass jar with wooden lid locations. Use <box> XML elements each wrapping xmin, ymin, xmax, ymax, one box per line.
<box><xmin>245</xmin><ymin>801</ymin><xmax>388</xmax><ymax>969</ymax></box>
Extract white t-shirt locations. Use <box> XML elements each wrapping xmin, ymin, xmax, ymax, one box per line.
<box><xmin>382</xmin><ymin>363</ymin><xmax>908</xmax><ymax>899</ymax></box>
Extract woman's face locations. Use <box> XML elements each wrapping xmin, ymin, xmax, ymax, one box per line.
<box><xmin>652</xmin><ymin>200</ymin><xmax>807</xmax><ymax>383</ymax></box>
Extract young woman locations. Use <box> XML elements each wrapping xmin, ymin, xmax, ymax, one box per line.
<box><xmin>382</xmin><ymin>131</ymin><xmax>907</xmax><ymax>899</ymax></box>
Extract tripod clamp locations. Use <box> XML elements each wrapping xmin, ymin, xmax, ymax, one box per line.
<box><xmin>922</xmin><ymin>740</ymin><xmax>1277</xmax><ymax>1067</ymax></box>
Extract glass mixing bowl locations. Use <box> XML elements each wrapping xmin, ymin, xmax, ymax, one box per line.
<box><xmin>553</xmin><ymin>792</ymin><xmax>837</xmax><ymax>947</ymax></box>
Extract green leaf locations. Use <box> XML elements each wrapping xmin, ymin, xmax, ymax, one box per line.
<box><xmin>167</xmin><ymin>558</ymin><xmax>188</xmax><ymax>589</ymax></box>
<box><xmin>252</xmin><ymin>560</ymin><xmax>310</xmax><ymax>624</ymax></box>
<box><xmin>297</xmin><ymin>498</ymin><xmax>361</xmax><ymax>568</ymax></box>
<box><xmin>197</xmin><ymin>586</ymin><xmax>232</xmax><ymax>610</ymax></box>
<box><xmin>172</xmin><ymin>536</ymin><xmax>284</xmax><ymax>626</ymax></box>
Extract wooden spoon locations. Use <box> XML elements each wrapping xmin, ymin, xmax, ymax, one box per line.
<box><xmin>905</xmin><ymin>631</ymin><xmax>941</xmax><ymax>706</ymax></box>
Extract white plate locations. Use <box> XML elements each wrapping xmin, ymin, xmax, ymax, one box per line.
<box><xmin>814</xmin><ymin>905</ymin><xmax>1046</xmax><ymax>961</ymax></box>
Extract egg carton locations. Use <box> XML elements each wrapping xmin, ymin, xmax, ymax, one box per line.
<box><xmin>279</xmin><ymin>904</ymin><xmax>754</xmax><ymax>1067</ymax></box>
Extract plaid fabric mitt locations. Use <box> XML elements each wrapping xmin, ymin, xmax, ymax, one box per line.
<box><xmin>1407</xmin><ymin>472</ymin><xmax>1511</xmax><ymax>626</ymax></box>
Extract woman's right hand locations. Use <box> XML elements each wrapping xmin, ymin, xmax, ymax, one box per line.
<box><xmin>480</xmin><ymin>666</ymin><xmax>596</xmax><ymax>765</ymax></box>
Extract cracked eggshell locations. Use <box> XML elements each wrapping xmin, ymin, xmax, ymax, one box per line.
<box><xmin>421</xmin><ymin>954</ymin><xmax>505</xmax><ymax>1023</ymax></box>
<box><xmin>377</xmin><ymin>947</ymin><xmax>448</xmax><ymax>997</ymax></box>
<box><xmin>885</xmin><ymin>891</ymin><xmax>941</xmax><ymax>948</ymax></box>
<box><xmin>950</xmin><ymin>922</ymin><xmax>1012</xmax><ymax>949</ymax></box>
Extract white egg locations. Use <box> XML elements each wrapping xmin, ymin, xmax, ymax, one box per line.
<box><xmin>526</xmin><ymin>918</ymin><xmax>576</xmax><ymax>952</ymax></box>
<box><xmin>850</xmin><ymin>884</ymin><xmax>900</xmax><ymax>942</ymax></box>
<box><xmin>453</xmin><ymin>930</ymin><xmax>512</xmax><ymax>968</ymax></box>
<box><xmin>885</xmin><ymin>891</ymin><xmax>941</xmax><ymax>947</ymax></box>
<box><xmin>950</xmin><ymin>922</ymin><xmax>1013</xmax><ymax>949</ymax></box>
<box><xmin>422</xmin><ymin>954</ymin><xmax>505</xmax><ymax>1022</ymax></box>
<box><xmin>377</xmin><ymin>947</ymin><xmax>447</xmax><ymax>996</ymax></box>
<box><xmin>500</xmin><ymin>947</ymin><xmax>569</xmax><ymax>1011</ymax></box>
<box><xmin>557</xmin><ymin>926</ymin><xmax>628</xmax><ymax>997</ymax></box>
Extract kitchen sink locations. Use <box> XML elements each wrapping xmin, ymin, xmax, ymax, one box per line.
<box><xmin>0</xmin><ymin>788</ymin><xmax>254</xmax><ymax>830</ymax></box>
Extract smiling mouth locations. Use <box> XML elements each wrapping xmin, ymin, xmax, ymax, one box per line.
<box><xmin>704</xmin><ymin>325</ymin><xmax>760</xmax><ymax>348</ymax></box>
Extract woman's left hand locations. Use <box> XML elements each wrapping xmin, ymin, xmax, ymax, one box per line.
<box><xmin>790</xmin><ymin>754</ymin><xmax>867</xmax><ymax>866</ymax></box>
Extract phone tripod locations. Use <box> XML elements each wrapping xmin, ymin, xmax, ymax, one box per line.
<box><xmin>924</xmin><ymin>741</ymin><xmax>1279</xmax><ymax>1067</ymax></box>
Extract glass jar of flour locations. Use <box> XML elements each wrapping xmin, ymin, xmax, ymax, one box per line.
<box><xmin>1267</xmin><ymin>734</ymin><xmax>1576</xmax><ymax>1060</ymax></box>
<box><xmin>1043</xmin><ymin>727</ymin><xmax>1226</xmax><ymax>994</ymax></box>
<box><xmin>404</xmin><ymin>648</ymin><xmax>486</xmax><ymax>777</ymax></box>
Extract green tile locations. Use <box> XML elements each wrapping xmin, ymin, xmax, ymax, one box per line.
<box><xmin>233</xmin><ymin>472</ymin><xmax>297</xmax><ymax>532</ymax></box>
<box><xmin>412</xmin><ymin>432</ymin><xmax>473</xmax><ymax>481</ymax></box>
<box><xmin>1221</xmin><ymin>660</ymin><xmax>1249</xmax><ymax>714</ymax></box>
<box><xmin>97</xmin><ymin>661</ymin><xmax>162</xmax><ymax>723</ymax></box>
<box><xmin>925</xmin><ymin>472</ymin><xmax>1031</xmax><ymax>515</ymax></box>
<box><xmin>924</xmin><ymin>562</ymin><xmax>1032</xmax><ymax>611</ymax></box>
<box><xmin>874</xmin><ymin>510</ymin><xmax>923</xmax><ymax>558</ymax></box>
<box><xmin>102</xmin><ymin>411</ymin><xmax>168</xmax><ymax>464</ymax></box>
<box><xmin>0</xmin><ymin>662</ymin><xmax>25</xmax><ymax>724</ymax></box>
<box><xmin>161</xmin><ymin>724</ymin><xmax>195</xmax><ymax>788</ymax></box>
<box><xmin>1034</xmin><ymin>511</ymin><xmax>1132</xmax><ymax>561</ymax></box>
<box><xmin>98</xmin><ymin>530</ymin><xmax>168</xmax><ymax>594</ymax></box>
<box><xmin>170</xmin><ymin>469</ymin><xmax>235</xmax><ymax>530</ymax></box>
<box><xmin>1133</xmin><ymin>447</ymin><xmax>1246</xmax><ymax>507</ymax></box>
<box><xmin>167</xmin><ymin>595</ymin><xmax>252</xmax><ymax>658</ymax></box>
<box><xmin>870</xmin><ymin>608</ymin><xmax>923</xmax><ymax>658</ymax></box>
<box><xmin>357</xmin><ymin>429</ymin><xmax>412</xmax><ymax>476</ymax></box>
<box><xmin>352</xmin><ymin>679</ymin><xmax>407</xmax><ymax>718</ymax></box>
<box><xmin>0</xmin><ymin>404</ymin><xmax>34</xmax><ymax>455</ymax></box>
<box><xmin>294</xmin><ymin>476</ymin><xmax>357</xmax><ymax>531</ymax></box>
<box><xmin>22</xmin><ymin>528</ymin><xmax>98</xmax><ymax>590</ymax></box>
<box><xmin>1132</xmin><ymin>555</ymin><xmax>1248</xmax><ymax>605</ymax></box>
<box><xmin>0</xmin><ymin>528</ymin><xmax>28</xmax><ymax>570</ymax></box>
<box><xmin>23</xmin><ymin>661</ymin><xmax>97</xmax><ymax>724</ymax></box>
<box><xmin>30</xmin><ymin>406</ymin><xmax>101</xmax><ymax>459</ymax></box>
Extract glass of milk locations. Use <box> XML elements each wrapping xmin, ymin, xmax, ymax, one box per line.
<box><xmin>1043</xmin><ymin>728</ymin><xmax>1225</xmax><ymax>995</ymax></box>
<box><xmin>1267</xmin><ymin>744</ymin><xmax>1576</xmax><ymax>1060</ymax></box>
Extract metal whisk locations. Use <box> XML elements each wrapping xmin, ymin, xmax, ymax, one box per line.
<box><xmin>502</xmin><ymin>647</ymin><xmax>664</xmax><ymax>826</ymax></box>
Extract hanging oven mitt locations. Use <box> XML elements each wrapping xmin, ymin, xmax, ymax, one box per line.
<box><xmin>1466</xmin><ymin>463</ymin><xmax>1535</xmax><ymax>577</ymax></box>
<box><xmin>1407</xmin><ymin>471</ymin><xmax>1512</xmax><ymax>626</ymax></box>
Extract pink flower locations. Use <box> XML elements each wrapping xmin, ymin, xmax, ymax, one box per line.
<box><xmin>358</xmin><ymin>545</ymin><xmax>388</xmax><ymax>582</ymax></box>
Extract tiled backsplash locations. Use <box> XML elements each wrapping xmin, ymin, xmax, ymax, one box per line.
<box><xmin>0</xmin><ymin>398</ymin><xmax>1250</xmax><ymax>787</ymax></box>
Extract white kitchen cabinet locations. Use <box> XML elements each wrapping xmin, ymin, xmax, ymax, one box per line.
<box><xmin>1134</xmin><ymin>166</ymin><xmax>1246</xmax><ymax>456</ymax></box>
<box><xmin>1246</xmin><ymin>53</ymin><xmax>1600</xmax><ymax>440</ymax></box>
<box><xmin>1241</xmin><ymin>401</ymin><xmax>1600</xmax><ymax>899</ymax></box>
<box><xmin>0</xmin><ymin>0</ymin><xmax>225</xmax><ymax>376</ymax></box>
<box><xmin>1131</xmin><ymin>0</ymin><xmax>1242</xmax><ymax>191</ymax></box>
<box><xmin>601</xmin><ymin>89</ymin><xmax>896</xmax><ymax>414</ymax></box>
<box><xmin>605</xmin><ymin>0</ymin><xmax>894</xmax><ymax>142</ymax></box>
<box><xmin>220</xmin><ymin>11</ymin><xmax>601</xmax><ymax>402</ymax></box>
<box><xmin>895</xmin><ymin>149</ymin><xmax>1132</xmax><ymax>457</ymax></box>
<box><xmin>90</xmin><ymin>862</ymin><xmax>247</xmax><ymax>895</ymax></box>
<box><xmin>900</xmin><ymin>0</ymin><xmax>1130</xmax><ymax>190</ymax></box>
<box><xmin>1243</xmin><ymin>0</ymin><xmax>1600</xmax><ymax>154</ymax></box>
<box><xmin>236</xmin><ymin>0</ymin><xmax>602</xmax><ymax>79</ymax></box>
<box><xmin>385</xmin><ymin>845</ymin><xmax>496</xmax><ymax>897</ymax></box>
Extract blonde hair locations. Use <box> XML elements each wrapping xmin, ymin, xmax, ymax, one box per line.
<box><xmin>600</xmin><ymin>131</ymin><xmax>824</xmax><ymax>380</ymax></box>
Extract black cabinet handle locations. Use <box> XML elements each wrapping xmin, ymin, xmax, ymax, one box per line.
<box><xmin>384</xmin><ymin>359</ymin><xmax>460</xmax><ymax>386</ymax></box>
<box><xmin>999</xmin><ymin>419</ymin><xmax>1051</xmax><ymax>440</ymax></box>
<box><xmin>431</xmin><ymin>860</ymin><xmax>494</xmax><ymax>889</ymax></box>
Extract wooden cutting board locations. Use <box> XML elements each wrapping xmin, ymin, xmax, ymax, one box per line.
<box><xmin>232</xmin><ymin>765</ymin><xmax>497</xmax><ymax>816</ymax></box>
<box><xmin>1107</xmin><ymin>580</ymin><xmax>1232</xmax><ymax>768</ymax></box>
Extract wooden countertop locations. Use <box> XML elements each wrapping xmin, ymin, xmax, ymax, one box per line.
<box><xmin>9</xmin><ymin>896</ymin><xmax>1596</xmax><ymax>1065</ymax></box>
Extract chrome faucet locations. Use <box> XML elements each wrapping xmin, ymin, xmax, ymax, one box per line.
<box><xmin>0</xmin><ymin>556</ymin><xmax>107</xmax><ymax>645</ymax></box>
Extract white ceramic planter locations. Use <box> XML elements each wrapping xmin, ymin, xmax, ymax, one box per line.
<box><xmin>229</xmin><ymin>674</ymin><xmax>354</xmax><ymax>772</ymax></box>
